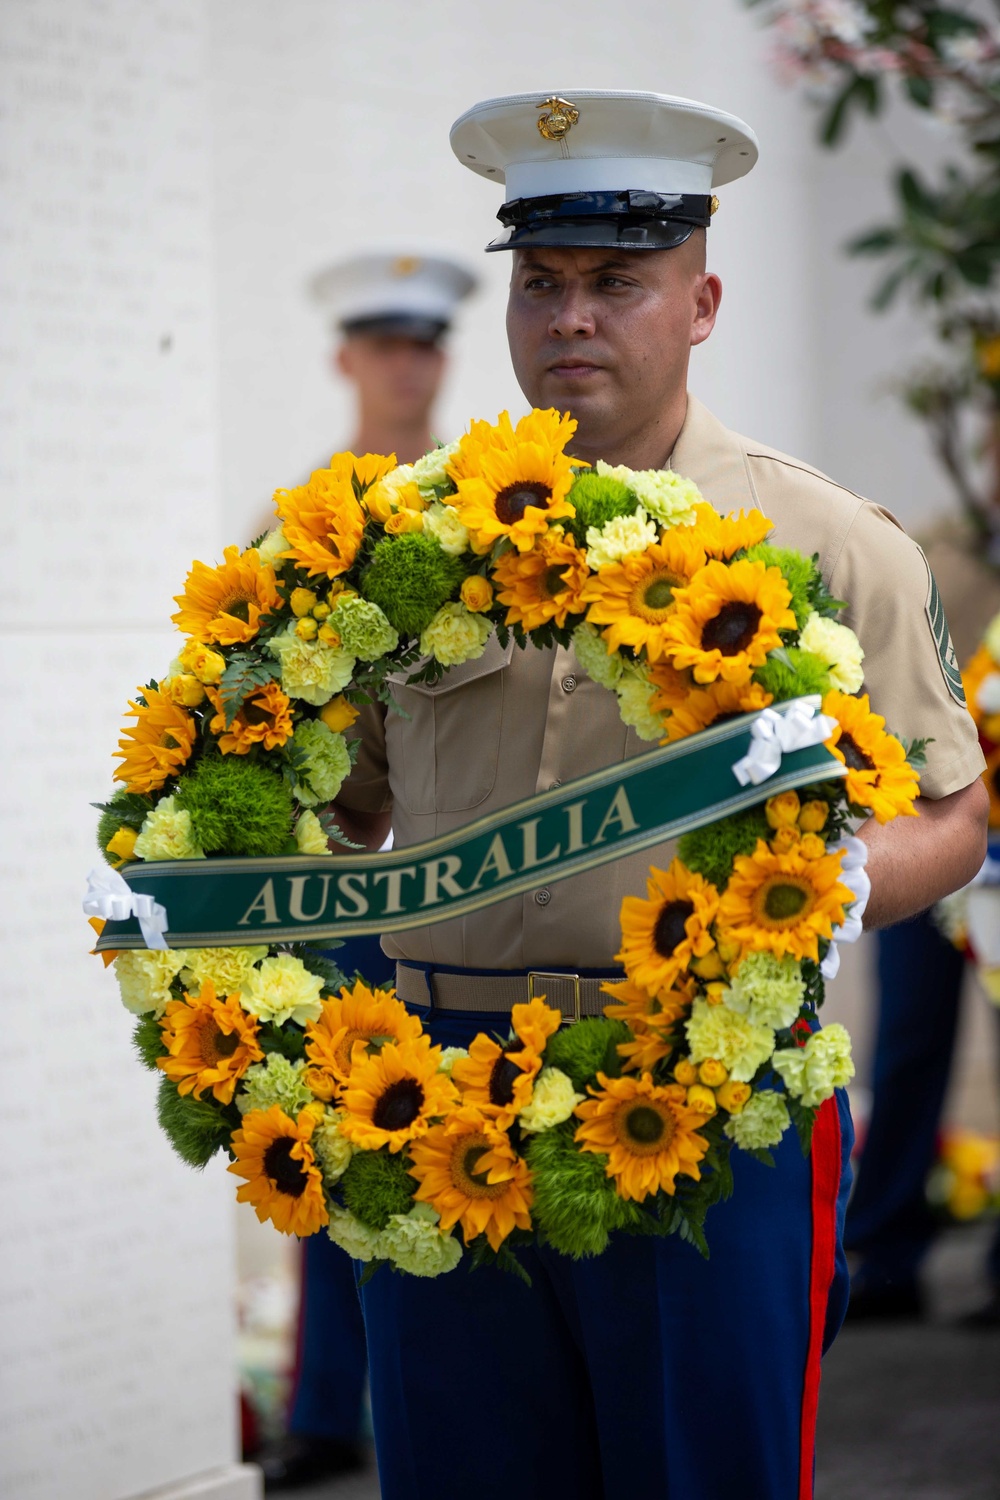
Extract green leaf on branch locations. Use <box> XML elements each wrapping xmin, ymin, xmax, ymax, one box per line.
<box><xmin>218</xmin><ymin>653</ymin><xmax>276</xmax><ymax>727</ymax></box>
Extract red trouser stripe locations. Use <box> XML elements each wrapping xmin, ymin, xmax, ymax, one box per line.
<box><xmin>799</xmin><ymin>1095</ymin><xmax>842</xmax><ymax>1500</ymax></box>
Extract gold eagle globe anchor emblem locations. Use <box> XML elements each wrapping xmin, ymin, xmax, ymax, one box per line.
<box><xmin>536</xmin><ymin>96</ymin><xmax>580</xmax><ymax>141</ymax></box>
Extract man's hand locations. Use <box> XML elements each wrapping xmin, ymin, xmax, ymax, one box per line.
<box><xmin>859</xmin><ymin>778</ymin><xmax>988</xmax><ymax>928</ymax></box>
<box><xmin>328</xmin><ymin>802</ymin><xmax>392</xmax><ymax>853</ymax></box>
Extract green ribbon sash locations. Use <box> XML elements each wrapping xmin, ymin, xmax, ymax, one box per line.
<box><xmin>95</xmin><ymin>700</ymin><xmax>845</xmax><ymax>951</ymax></box>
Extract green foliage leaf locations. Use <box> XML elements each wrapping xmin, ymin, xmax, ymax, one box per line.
<box><xmin>133</xmin><ymin>1015</ymin><xmax>165</xmax><ymax>1070</ymax></box>
<box><xmin>156</xmin><ymin>1077</ymin><xmax>233</xmax><ymax>1167</ymax></box>
<box><xmin>787</xmin><ymin>1095</ymin><xmax>818</xmax><ymax>1157</ymax></box>
<box><xmin>217</xmin><ymin>653</ymin><xmax>277</xmax><ymax>727</ymax></box>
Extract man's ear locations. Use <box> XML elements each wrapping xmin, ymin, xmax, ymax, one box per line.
<box><xmin>691</xmin><ymin>272</ymin><xmax>722</xmax><ymax>349</ymax></box>
<box><xmin>335</xmin><ymin>342</ymin><xmax>352</xmax><ymax>378</ymax></box>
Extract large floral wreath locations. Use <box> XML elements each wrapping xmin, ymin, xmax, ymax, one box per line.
<box><xmin>88</xmin><ymin>407</ymin><xmax>922</xmax><ymax>1278</ymax></box>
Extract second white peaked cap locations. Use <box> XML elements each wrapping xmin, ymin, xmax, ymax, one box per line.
<box><xmin>450</xmin><ymin>90</ymin><xmax>758</xmax><ymax>251</ymax></box>
<box><xmin>309</xmin><ymin>251</ymin><xmax>478</xmax><ymax>339</ymax></box>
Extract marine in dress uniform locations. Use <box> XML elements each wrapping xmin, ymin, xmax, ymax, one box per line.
<box><xmin>330</xmin><ymin>92</ymin><xmax>987</xmax><ymax>1499</ymax></box>
<box><xmin>257</xmin><ymin>252</ymin><xmax>476</xmax><ymax>1493</ymax></box>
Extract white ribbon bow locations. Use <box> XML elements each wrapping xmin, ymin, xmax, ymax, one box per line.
<box><xmin>820</xmin><ymin>836</ymin><xmax>871</xmax><ymax>980</ymax></box>
<box><xmin>83</xmin><ymin>866</ymin><xmax>170</xmax><ymax>951</ymax></box>
<box><xmin>731</xmin><ymin>698</ymin><xmax>836</xmax><ymax>788</ymax></box>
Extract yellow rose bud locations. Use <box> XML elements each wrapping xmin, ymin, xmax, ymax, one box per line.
<box><xmin>178</xmin><ymin>639</ymin><xmax>225</xmax><ymax>685</ymax></box>
<box><xmin>460</xmin><ymin>575</ymin><xmax>494</xmax><ymax>613</ymax></box>
<box><xmin>698</xmin><ymin>1058</ymin><xmax>728</xmax><ymax>1088</ymax></box>
<box><xmin>771</xmin><ymin>825</ymin><xmax>801</xmax><ymax>854</ymax></box>
<box><xmin>295</xmin><ymin>616</ymin><xmax>319</xmax><ymax>640</ymax></box>
<box><xmin>106</xmin><ymin>826</ymin><xmax>138</xmax><ymax>866</ymax></box>
<box><xmin>319</xmin><ymin>695</ymin><xmax>361</xmax><ymax>733</ymax></box>
<box><xmin>765</xmin><ymin>790</ymin><xmax>801</xmax><ymax>829</ymax></box>
<box><xmin>799</xmin><ymin>833</ymin><xmax>826</xmax><ymax>861</ymax></box>
<box><xmin>327</xmin><ymin>583</ymin><xmax>356</xmax><ymax>606</ymax></box>
<box><xmin>798</xmin><ymin>799</ymin><xmax>829</xmax><ymax>833</ymax></box>
<box><xmin>303</xmin><ymin>1067</ymin><xmax>337</xmax><ymax>1103</ymax></box>
<box><xmin>689</xmin><ymin>949</ymin><xmax>725</xmax><ymax>981</ymax></box>
<box><xmin>312</xmin><ymin>601</ymin><xmax>331</xmax><ymax>621</ymax></box>
<box><xmin>716</xmin><ymin>1079</ymin><xmax>752</xmax><ymax>1114</ymax></box>
<box><xmin>163</xmin><ymin>673</ymin><xmax>206</xmax><ymax>708</ymax></box>
<box><xmin>385</xmin><ymin>509</ymin><xmax>424</xmax><ymax>535</ymax></box>
<box><xmin>686</xmin><ymin>1084</ymin><xmax>717</xmax><ymax>1116</ymax></box>
<box><xmin>674</xmin><ymin>1057</ymin><xmax>698</xmax><ymax>1087</ymax></box>
<box><xmin>317</xmin><ymin>623</ymin><xmax>341</xmax><ymax>646</ymax></box>
<box><xmin>716</xmin><ymin>938</ymin><xmax>741</xmax><ymax>968</ymax></box>
<box><xmin>705</xmin><ymin>982</ymin><xmax>729</xmax><ymax>1005</ymax></box>
<box><xmin>290</xmin><ymin>587</ymin><xmax>318</xmax><ymax>618</ymax></box>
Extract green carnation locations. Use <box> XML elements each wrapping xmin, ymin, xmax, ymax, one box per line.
<box><xmin>326</xmin><ymin>1204</ymin><xmax>382</xmax><ymax>1261</ymax></box>
<box><xmin>311</xmin><ymin>1108</ymin><xmax>354</xmax><ymax>1184</ymax></box>
<box><xmin>267</xmin><ymin>624</ymin><xmax>356</xmax><ymax>706</ymax></box>
<box><xmin>677</xmin><ymin>805</ymin><xmax>770</xmax><ymax>891</ymax></box>
<box><xmin>753</xmin><ymin>646</ymin><xmax>831</xmax><ymax>703</ymax></box>
<box><xmin>724</xmin><ymin>1089</ymin><xmax>790</xmax><ymax>1151</ymax></box>
<box><xmin>327</xmin><ymin>594</ymin><xmax>399</xmax><ymax>661</ymax></box>
<box><xmin>745</xmin><ymin>544</ymin><xmax>817</xmax><ymax>629</ymax></box>
<box><xmin>544</xmin><ymin>1017</ymin><xmax>631</xmax><ymax>1092</ymax></box>
<box><xmin>157</xmin><ymin>1077</ymin><xmax>231</xmax><ymax>1167</ymax></box>
<box><xmin>290</xmin><ymin>719</ymin><xmax>352</xmax><ymax>807</ymax></box>
<box><xmin>726</xmin><ymin>952</ymin><xmax>805</xmax><ymax>1031</ymax></box>
<box><xmin>340</xmin><ymin>1147</ymin><xmax>415</xmax><ymax>1230</ymax></box>
<box><xmin>566</xmin><ymin>471</ymin><xmax>637</xmax><ymax>543</ymax></box>
<box><xmin>420</xmin><ymin>602</ymin><xmax>491</xmax><ymax>667</ymax></box>
<box><xmin>237</xmin><ymin>1054</ymin><xmax>313</xmax><ymax>1117</ymax></box>
<box><xmin>527</xmin><ymin>1125</ymin><xmax>647</xmax><ymax>1258</ymax></box>
<box><xmin>686</xmin><ymin>997</ymin><xmax>775</xmax><ymax>1082</ymax></box>
<box><xmin>361</xmin><ymin>532</ymin><xmax>465</xmax><ymax>637</ymax></box>
<box><xmin>380</xmin><ymin>1203</ymin><xmax>463</xmax><ymax>1277</ymax></box>
<box><xmin>175</xmin><ymin>756</ymin><xmax>294</xmax><ymax>856</ymax></box>
<box><xmin>572</xmin><ymin>622</ymin><xmax>624</xmax><ymax>690</ymax></box>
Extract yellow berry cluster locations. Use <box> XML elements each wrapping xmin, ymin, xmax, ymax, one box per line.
<box><xmin>765</xmin><ymin>790</ymin><xmax>828</xmax><ymax>859</ymax></box>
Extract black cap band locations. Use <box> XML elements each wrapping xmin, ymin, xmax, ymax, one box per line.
<box><xmin>340</xmin><ymin>312</ymin><xmax>449</xmax><ymax>342</ymax></box>
<box><xmin>486</xmin><ymin>190</ymin><xmax>714</xmax><ymax>252</ymax></box>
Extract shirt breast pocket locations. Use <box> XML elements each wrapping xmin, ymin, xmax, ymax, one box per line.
<box><xmin>385</xmin><ymin>633</ymin><xmax>514</xmax><ymax>815</ymax></box>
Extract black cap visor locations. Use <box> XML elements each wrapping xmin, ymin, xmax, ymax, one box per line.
<box><xmin>340</xmin><ymin>312</ymin><xmax>449</xmax><ymax>343</ymax></box>
<box><xmin>486</xmin><ymin>190</ymin><xmax>712</xmax><ymax>253</ymax></box>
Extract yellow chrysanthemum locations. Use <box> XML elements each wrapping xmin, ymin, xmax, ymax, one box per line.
<box><xmin>451</xmin><ymin>997</ymin><xmax>562</xmax><ymax>1129</ymax></box>
<box><xmin>663</xmin><ymin>559</ymin><xmax>796</xmax><ymax>685</ymax></box>
<box><xmin>691</xmin><ymin>501</ymin><xmax>772</xmax><ymax>559</ymax></box>
<box><xmin>616</xmin><ymin>860</ymin><xmax>720</xmax><ymax>993</ymax></box>
<box><xmin>276</xmin><ymin>452</ymin><xmax>391</xmax><ymax>580</ymax></box>
<box><xmin>303</xmin><ymin>981</ymin><xmax>424</xmax><ymax>1100</ymax></box>
<box><xmin>574</xmin><ymin>1072</ymin><xmax>709</xmax><ymax>1201</ymax></box>
<box><xmin>339</xmin><ymin>1036</ymin><xmax>459</xmax><ymax>1153</ymax></box>
<box><xmin>206</xmin><ymin>679</ymin><xmax>294</xmax><ymax>755</ymax></box>
<box><xmin>408</xmin><ymin>1104</ymin><xmax>533</xmax><ymax>1251</ymax></box>
<box><xmin>447</xmin><ymin>409</ymin><xmax>579</xmax><ymax>553</ymax></box>
<box><xmin>157</xmin><ymin>979</ymin><xmax>263</xmax><ymax>1104</ymax></box>
<box><xmin>822</xmin><ymin>690</ymin><xmax>920</xmax><ymax>823</ymax></box>
<box><xmin>662</xmin><ymin>678</ymin><xmax>774</xmax><ymax>743</ymax></box>
<box><xmin>492</xmin><ymin>528</ymin><xmax>590</xmax><ymax>629</ymax></box>
<box><xmin>581</xmin><ymin>530</ymin><xmax>708</xmax><ymax>663</ymax></box>
<box><xmin>113</xmin><ymin>684</ymin><xmax>197</xmax><ymax>794</ymax></box>
<box><xmin>717</xmin><ymin>839</ymin><xmax>854</xmax><ymax>963</ymax></box>
<box><xmin>228</xmin><ymin>1104</ymin><xmax>329</xmax><ymax>1236</ymax></box>
<box><xmin>172</xmin><ymin>544</ymin><xmax>281</xmax><ymax>645</ymax></box>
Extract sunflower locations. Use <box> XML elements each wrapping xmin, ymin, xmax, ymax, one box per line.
<box><xmin>646</xmin><ymin>660</ymin><xmax>694</xmax><ymax>716</ymax></box>
<box><xmin>691</xmin><ymin>501</ymin><xmax>772</xmax><ymax>559</ymax></box>
<box><xmin>663</xmin><ymin>559</ymin><xmax>796</xmax><ymax>685</ymax></box>
<box><xmin>228</xmin><ymin>1104</ymin><xmax>329</xmax><ymax>1236</ymax></box>
<box><xmin>157</xmin><ymin>979</ymin><xmax>263</xmax><ymax>1104</ymax></box>
<box><xmin>276</xmin><ymin>453</ymin><xmax>384</xmax><ymax>579</ymax></box>
<box><xmin>303</xmin><ymin>981</ymin><xmax>424</xmax><ymax>1099</ymax></box>
<box><xmin>451</xmin><ymin>997</ymin><xmax>561</xmax><ymax>1129</ymax></box>
<box><xmin>113</xmin><ymin>684</ymin><xmax>197</xmax><ymax>794</ymax></box>
<box><xmin>581</xmin><ymin>530</ymin><xmax>708</xmax><ymax>662</ymax></box>
<box><xmin>717</xmin><ymin>839</ymin><xmax>854</xmax><ymax>963</ymax></box>
<box><xmin>603</xmin><ymin>976</ymin><xmax>692</xmax><ymax>1074</ymax></box>
<box><xmin>206</xmin><ymin>679</ymin><xmax>294</xmax><ymax>755</ymax></box>
<box><xmin>616</xmin><ymin>860</ymin><xmax>720</xmax><ymax>993</ymax></box>
<box><xmin>172</xmin><ymin>545</ymin><xmax>281</xmax><ymax>645</ymax></box>
<box><xmin>339</xmin><ymin>1036</ymin><xmax>458</xmax><ymax>1152</ymax></box>
<box><xmin>662</xmin><ymin>678</ymin><xmax>774</xmax><ymax>743</ymax></box>
<box><xmin>574</xmin><ymin>1072</ymin><xmax>709</xmax><ymax>1201</ymax></box>
<box><xmin>492</xmin><ymin>528</ymin><xmax>590</xmax><ymax>629</ymax></box>
<box><xmin>447</xmin><ymin>409</ymin><xmax>579</xmax><ymax>553</ymax></box>
<box><xmin>408</xmin><ymin>1104</ymin><xmax>533</xmax><ymax>1251</ymax></box>
<box><xmin>822</xmin><ymin>690</ymin><xmax>920</xmax><ymax>822</ymax></box>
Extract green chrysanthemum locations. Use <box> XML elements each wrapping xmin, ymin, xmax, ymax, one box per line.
<box><xmin>677</xmin><ymin>805</ymin><xmax>771</xmax><ymax>891</ymax></box>
<box><xmin>745</xmin><ymin>544</ymin><xmax>818</xmax><ymax>630</ymax></box>
<box><xmin>565</xmin><ymin>472</ymin><xmax>637</xmax><ymax>545</ymax></box>
<box><xmin>753</xmin><ymin>646</ymin><xmax>832</xmax><ymax>702</ymax></box>
<box><xmin>327</xmin><ymin>594</ymin><xmax>400</xmax><ymax>661</ymax></box>
<box><xmin>237</xmin><ymin>1054</ymin><xmax>314</xmax><ymax>1118</ymax></box>
<box><xmin>290</xmin><ymin>719</ymin><xmax>352</xmax><ymax>808</ymax></box>
<box><xmin>543</xmin><ymin>1017</ymin><xmax>632</xmax><ymax>1093</ymax></box>
<box><xmin>526</xmin><ymin>1124</ymin><xmax>647</xmax><ymax>1258</ymax></box>
<box><xmin>157</xmin><ymin>1076</ymin><xmax>232</xmax><ymax>1167</ymax></box>
<box><xmin>340</xmin><ymin>1145</ymin><xmax>415</xmax><ymax>1230</ymax></box>
<box><xmin>175</xmin><ymin>755</ymin><xmax>294</xmax><ymax>857</ymax></box>
<box><xmin>361</xmin><ymin>533</ymin><xmax>465</xmax><ymax>638</ymax></box>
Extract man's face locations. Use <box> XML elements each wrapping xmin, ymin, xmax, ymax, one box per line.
<box><xmin>337</xmin><ymin>333</ymin><xmax>446</xmax><ymax>426</ymax></box>
<box><xmin>505</xmin><ymin>239</ymin><xmax>720</xmax><ymax>457</ymax></box>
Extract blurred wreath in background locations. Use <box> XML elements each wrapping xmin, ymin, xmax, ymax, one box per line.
<box><xmin>746</xmin><ymin>0</ymin><xmax>1000</xmax><ymax>555</ymax></box>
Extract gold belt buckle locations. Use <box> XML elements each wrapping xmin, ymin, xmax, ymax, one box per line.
<box><xmin>527</xmin><ymin>970</ymin><xmax>581</xmax><ymax>1024</ymax></box>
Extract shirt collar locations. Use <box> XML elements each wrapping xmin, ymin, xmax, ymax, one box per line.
<box><xmin>669</xmin><ymin>393</ymin><xmax>760</xmax><ymax>515</ymax></box>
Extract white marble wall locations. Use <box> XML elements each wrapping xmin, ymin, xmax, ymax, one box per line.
<box><xmin>1</xmin><ymin>3</ymin><xmax>253</xmax><ymax>1497</ymax></box>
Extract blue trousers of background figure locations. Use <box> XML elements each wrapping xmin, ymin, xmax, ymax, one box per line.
<box><xmin>287</xmin><ymin>935</ymin><xmax>395</xmax><ymax>1443</ymax></box>
<box><xmin>844</xmin><ymin>908</ymin><xmax>1000</xmax><ymax>1290</ymax></box>
<box><xmin>358</xmin><ymin>1001</ymin><xmax>854</xmax><ymax>1500</ymax></box>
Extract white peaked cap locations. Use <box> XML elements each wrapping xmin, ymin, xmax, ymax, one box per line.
<box><xmin>450</xmin><ymin>90</ymin><xmax>759</xmax><ymax>251</ymax></box>
<box><xmin>309</xmin><ymin>251</ymin><xmax>478</xmax><ymax>336</ymax></box>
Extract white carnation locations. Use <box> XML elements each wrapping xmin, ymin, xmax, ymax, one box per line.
<box><xmin>585</xmin><ymin>505</ymin><xmax>658</xmax><ymax>571</ymax></box>
<box><xmin>412</xmin><ymin>441</ymin><xmax>461</xmax><ymax>494</ymax></box>
<box><xmin>799</xmin><ymin>612</ymin><xmax>865</xmax><ymax>694</ymax></box>
<box><xmin>326</xmin><ymin>1204</ymin><xmax>383</xmax><ymax>1262</ymax></box>
<box><xmin>422</xmin><ymin>501</ymin><xmax>471</xmax><ymax>556</ymax></box>
<box><xmin>518</xmin><ymin>1067</ymin><xmax>583</xmax><ymax>1134</ymax></box>
<box><xmin>596</xmin><ymin>461</ymin><xmax>701</xmax><ymax>529</ymax></box>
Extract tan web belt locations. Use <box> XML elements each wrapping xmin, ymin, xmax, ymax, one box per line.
<box><xmin>394</xmin><ymin>963</ymin><xmax>614</xmax><ymax>1024</ymax></box>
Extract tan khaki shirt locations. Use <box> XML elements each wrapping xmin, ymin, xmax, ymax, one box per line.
<box><xmin>340</xmin><ymin>395</ymin><xmax>985</xmax><ymax>970</ymax></box>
